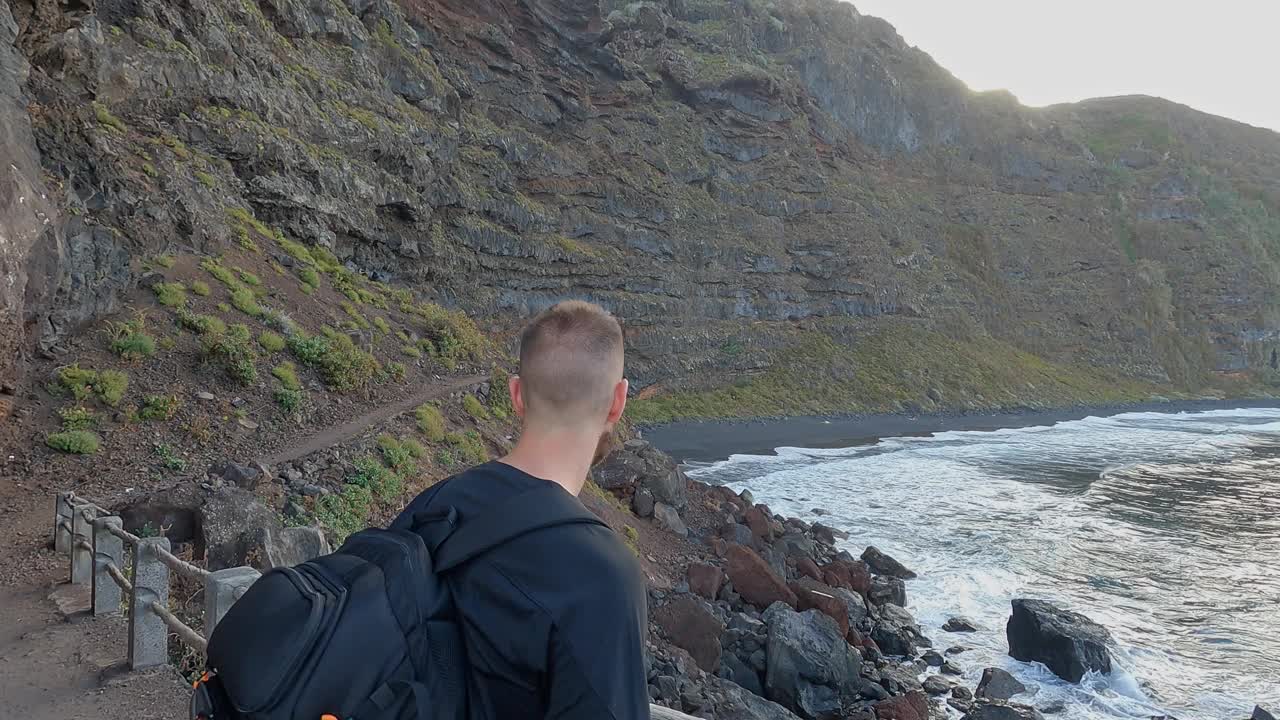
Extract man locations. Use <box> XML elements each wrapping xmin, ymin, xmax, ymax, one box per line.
<box><xmin>391</xmin><ymin>300</ymin><xmax>648</xmax><ymax>720</ymax></box>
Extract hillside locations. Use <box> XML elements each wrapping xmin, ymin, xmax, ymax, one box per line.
<box><xmin>3</xmin><ymin>0</ymin><xmax>1280</xmax><ymax>428</ymax></box>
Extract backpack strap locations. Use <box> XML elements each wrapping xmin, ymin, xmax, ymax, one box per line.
<box><xmin>433</xmin><ymin>485</ymin><xmax>607</xmax><ymax>573</ymax></box>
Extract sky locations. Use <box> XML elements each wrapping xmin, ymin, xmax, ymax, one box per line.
<box><xmin>850</xmin><ymin>0</ymin><xmax>1280</xmax><ymax>132</ymax></box>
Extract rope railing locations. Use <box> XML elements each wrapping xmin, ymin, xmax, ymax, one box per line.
<box><xmin>53</xmin><ymin>491</ymin><xmax>702</xmax><ymax>719</ymax></box>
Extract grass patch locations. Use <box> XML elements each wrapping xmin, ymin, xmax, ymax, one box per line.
<box><xmin>488</xmin><ymin>367</ymin><xmax>512</xmax><ymax>419</ymax></box>
<box><xmin>272</xmin><ymin>362</ymin><xmax>301</xmax><ymax>390</ymax></box>
<box><xmin>153</xmin><ymin>255</ymin><xmax>176</xmax><ymax>269</ymax></box>
<box><xmin>46</xmin><ymin>430</ymin><xmax>100</xmax><ymax>454</ymax></box>
<box><xmin>298</xmin><ymin>266</ymin><xmax>320</xmax><ymax>290</ymax></box>
<box><xmin>202</xmin><ymin>323</ymin><xmax>259</xmax><ymax>385</ymax></box>
<box><xmin>195</xmin><ymin>171</ymin><xmax>217</xmax><ymax>189</ymax></box>
<box><xmin>153</xmin><ymin>282</ymin><xmax>187</xmax><ymax>307</ymax></box>
<box><xmin>176</xmin><ymin>309</ymin><xmax>227</xmax><ymax>336</ymax></box>
<box><xmin>462</xmin><ymin>394</ymin><xmax>488</xmax><ymax>421</ymax></box>
<box><xmin>415</xmin><ymin>403</ymin><xmax>446</xmax><ymax>441</ymax></box>
<box><xmin>97</xmin><ymin>370</ymin><xmax>129</xmax><ymax>407</ymax></box>
<box><xmin>316</xmin><ymin>483</ymin><xmax>373</xmax><ymax>543</ymax></box>
<box><xmin>445</xmin><ymin>430</ymin><xmax>487</xmax><ymax>465</ymax></box>
<box><xmin>201</xmin><ymin>258</ymin><xmax>238</xmax><ymax>287</ymax></box>
<box><xmin>191</xmin><ymin>280</ymin><xmax>211</xmax><ymax>296</ymax></box>
<box><xmin>56</xmin><ymin>365</ymin><xmax>99</xmax><ymax>401</ymax></box>
<box><xmin>139</xmin><ymin>394</ymin><xmax>182</xmax><ymax>421</ymax></box>
<box><xmin>229</xmin><ymin>286</ymin><xmax>263</xmax><ymax>317</ymax></box>
<box><xmin>385</xmin><ymin>362</ymin><xmax>406</xmax><ymax>381</ymax></box>
<box><xmin>235</xmin><ymin>268</ymin><xmax>262</xmax><ymax>286</ymax></box>
<box><xmin>373</xmin><ymin>316</ymin><xmax>391</xmax><ymax>335</ymax></box>
<box><xmin>402</xmin><ymin>344</ymin><xmax>422</xmax><ymax>358</ymax></box>
<box><xmin>287</xmin><ymin>330</ymin><xmax>379</xmax><ymax>391</ymax></box>
<box><xmin>58</xmin><ymin>406</ymin><xmax>97</xmax><ymax>430</ymax></box>
<box><xmin>404</xmin><ymin>302</ymin><xmax>487</xmax><ymax>363</ymax></box>
<box><xmin>259</xmin><ymin>331</ymin><xmax>286</xmax><ymax>352</ymax></box>
<box><xmin>109</xmin><ymin>316</ymin><xmax>156</xmax><ymax>361</ymax></box>
<box><xmin>217</xmin><ymin>302</ymin><xmax>232</xmax><ymax>313</ymax></box>
<box><xmin>93</xmin><ymin>102</ymin><xmax>126</xmax><ymax>133</ymax></box>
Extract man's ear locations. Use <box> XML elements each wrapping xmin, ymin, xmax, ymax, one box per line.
<box><xmin>510</xmin><ymin>375</ymin><xmax>526</xmax><ymax>420</ymax></box>
<box><xmin>606</xmin><ymin>378</ymin><xmax>628</xmax><ymax>424</ymax></box>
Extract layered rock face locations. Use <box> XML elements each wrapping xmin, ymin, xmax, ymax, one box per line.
<box><xmin>4</xmin><ymin>0</ymin><xmax>1280</xmax><ymax>407</ymax></box>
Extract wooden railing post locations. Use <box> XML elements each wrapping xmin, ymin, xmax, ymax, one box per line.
<box><xmin>54</xmin><ymin>492</ymin><xmax>74</xmax><ymax>554</ymax></box>
<box><xmin>70</xmin><ymin>504</ymin><xmax>96</xmax><ymax>585</ymax></box>
<box><xmin>92</xmin><ymin>516</ymin><xmax>124</xmax><ymax>616</ymax></box>
<box><xmin>204</xmin><ymin>567</ymin><xmax>261</xmax><ymax>639</ymax></box>
<box><xmin>129</xmin><ymin>537</ymin><xmax>171</xmax><ymax>669</ymax></box>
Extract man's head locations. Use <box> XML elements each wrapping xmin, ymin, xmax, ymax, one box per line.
<box><xmin>511</xmin><ymin>301</ymin><xmax>627</xmax><ymax>440</ymax></box>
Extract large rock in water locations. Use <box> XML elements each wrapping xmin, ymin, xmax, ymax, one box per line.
<box><xmin>861</xmin><ymin>546</ymin><xmax>917</xmax><ymax>579</ymax></box>
<box><xmin>961</xmin><ymin>701</ymin><xmax>1046</xmax><ymax>720</ymax></box>
<box><xmin>1006</xmin><ymin>599</ymin><xmax>1112</xmax><ymax>682</ymax></box>
<box><xmin>727</xmin><ymin>544</ymin><xmax>798</xmax><ymax>610</ymax></box>
<box><xmin>763</xmin><ymin>603</ymin><xmax>862</xmax><ymax>720</ymax></box>
<box><xmin>871</xmin><ymin>603</ymin><xmax>929</xmax><ymax>657</ymax></box>
<box><xmin>1253</xmin><ymin>706</ymin><xmax>1277</xmax><ymax>720</ymax></box>
<box><xmin>975</xmin><ymin>667</ymin><xmax>1026</xmax><ymax>701</ymax></box>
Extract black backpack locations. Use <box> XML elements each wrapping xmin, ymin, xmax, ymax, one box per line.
<box><xmin>192</xmin><ymin>485</ymin><xmax>606</xmax><ymax>720</ymax></box>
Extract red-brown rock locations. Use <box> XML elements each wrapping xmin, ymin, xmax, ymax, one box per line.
<box><xmin>653</xmin><ymin>596</ymin><xmax>725</xmax><ymax>672</ymax></box>
<box><xmin>744</xmin><ymin>504</ymin><xmax>774</xmax><ymax>544</ymax></box>
<box><xmin>796</xmin><ymin>556</ymin><xmax>822</xmax><ymax>581</ymax></box>
<box><xmin>849</xmin><ymin>628</ymin><xmax>881</xmax><ymax>653</ymax></box>
<box><xmin>687</xmin><ymin>562</ymin><xmax>725</xmax><ymax>600</ymax></box>
<box><xmin>709</xmin><ymin>537</ymin><xmax>728</xmax><ymax>557</ymax></box>
<box><xmin>874</xmin><ymin>690</ymin><xmax>929</xmax><ymax>720</ymax></box>
<box><xmin>822</xmin><ymin>558</ymin><xmax>872</xmax><ymax>595</ymax></box>
<box><xmin>726</xmin><ymin>544</ymin><xmax>797</xmax><ymax>609</ymax></box>
<box><xmin>792</xmin><ymin>583</ymin><xmax>850</xmax><ymax>636</ymax></box>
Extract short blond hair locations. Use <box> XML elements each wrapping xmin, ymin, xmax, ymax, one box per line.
<box><xmin>518</xmin><ymin>301</ymin><xmax>623</xmax><ymax>424</ymax></box>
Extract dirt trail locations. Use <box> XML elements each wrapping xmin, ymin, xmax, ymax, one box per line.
<box><xmin>259</xmin><ymin>374</ymin><xmax>487</xmax><ymax>467</ymax></box>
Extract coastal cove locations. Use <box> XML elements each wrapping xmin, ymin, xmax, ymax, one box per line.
<box><xmin>670</xmin><ymin>406</ymin><xmax>1280</xmax><ymax>719</ymax></box>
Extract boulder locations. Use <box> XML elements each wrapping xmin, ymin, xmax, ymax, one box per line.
<box><xmin>647</xmin><ymin>468</ymin><xmax>689</xmax><ymax>511</ymax></box>
<box><xmin>722</xmin><ymin>523</ymin><xmax>756</xmax><ymax>547</ymax></box>
<box><xmin>960</xmin><ymin>701</ymin><xmax>1045</xmax><ymax>720</ymax></box>
<box><xmin>920</xmin><ymin>649</ymin><xmax>944</xmax><ymax>666</ymax></box>
<box><xmin>944</xmin><ymin>616</ymin><xmax>980</xmax><ymax>633</ymax></box>
<box><xmin>949</xmin><ymin>698</ymin><xmax>975</xmax><ymax>714</ymax></box>
<box><xmin>1254</xmin><ymin>707</ymin><xmax>1278</xmax><ymax>720</ymax></box>
<box><xmin>727</xmin><ymin>545</ymin><xmax>797</xmax><ymax>609</ymax></box>
<box><xmin>702</xmin><ymin>675</ymin><xmax>801</xmax><ymax>720</ymax></box>
<box><xmin>763</xmin><ymin>604</ymin><xmax>862</xmax><ymax>719</ymax></box>
<box><xmin>593</xmin><ymin>445</ymin><xmax>652</xmax><ymax>490</ymax></box>
<box><xmin>210</xmin><ymin>461</ymin><xmax>262</xmax><ymax>490</ymax></box>
<box><xmin>654</xmin><ymin>502</ymin><xmax>689</xmax><ymax>537</ymax></box>
<box><xmin>1006</xmin><ymin>599</ymin><xmax>1111</xmax><ymax>682</ymax></box>
<box><xmin>744</xmin><ymin>505</ymin><xmax>774</xmax><ymax>544</ymax></box>
<box><xmin>810</xmin><ymin>522</ymin><xmax>848</xmax><ymax>544</ymax></box>
<box><xmin>654</xmin><ymin>596</ymin><xmax>725</xmax><ymax>672</ymax></box>
<box><xmin>873</xmin><ymin>690</ymin><xmax>929</xmax><ymax>720</ymax></box>
<box><xmin>795</xmin><ymin>557</ymin><xmax>822</xmax><ymax>582</ymax></box>
<box><xmin>792</xmin><ymin>583</ymin><xmax>849</xmax><ymax>636</ymax></box>
<box><xmin>594</xmin><ymin>443</ymin><xmax>687</xmax><ymax>509</ymax></box>
<box><xmin>941</xmin><ymin>660</ymin><xmax>964</xmax><ymax>676</ymax></box>
<box><xmin>197</xmin><ymin>488</ymin><xmax>282</xmax><ymax>569</ymax></box>
<box><xmin>821</xmin><ymin>558</ymin><xmax>871</xmax><ymax>595</ymax></box>
<box><xmin>720</xmin><ymin>651</ymin><xmax>765</xmax><ymax>698</ymax></box>
<box><xmin>632</xmin><ymin>486</ymin><xmax>655</xmax><ymax>517</ymax></box>
<box><xmin>1038</xmin><ymin>700</ymin><xmax>1065</xmax><ymax>714</ymax></box>
<box><xmin>257</xmin><ymin>526</ymin><xmax>331</xmax><ymax>569</ymax></box>
<box><xmin>776</xmin><ymin>532</ymin><xmax>815</xmax><ymax>562</ymax></box>
<box><xmin>922</xmin><ymin>675</ymin><xmax>951</xmax><ymax>695</ymax></box>
<box><xmin>739</xmin><ymin>489</ymin><xmax>755</xmax><ymax>506</ymax></box>
<box><xmin>975</xmin><ymin>668</ymin><xmax>1026</xmax><ymax>701</ymax></box>
<box><xmin>829</xmin><ymin>586</ymin><xmax>869</xmax><ymax>628</ymax></box>
<box><xmin>869</xmin><ymin>576</ymin><xmax>907</xmax><ymax>607</ymax></box>
<box><xmin>687</xmin><ymin>562</ymin><xmax>725</xmax><ymax>600</ymax></box>
<box><xmin>871</xmin><ymin>604</ymin><xmax>928</xmax><ymax>657</ymax></box>
<box><xmin>861</xmin><ymin>546</ymin><xmax>916</xmax><ymax>579</ymax></box>
<box><xmin>953</xmin><ymin>686</ymin><xmax>973</xmax><ymax>700</ymax></box>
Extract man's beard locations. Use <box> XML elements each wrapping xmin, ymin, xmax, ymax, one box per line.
<box><xmin>591</xmin><ymin>429</ymin><xmax>617</xmax><ymax>467</ymax></box>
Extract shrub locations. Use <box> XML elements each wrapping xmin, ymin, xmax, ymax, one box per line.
<box><xmin>97</xmin><ymin>370</ymin><xmax>129</xmax><ymax>407</ymax></box>
<box><xmin>402</xmin><ymin>344</ymin><xmax>422</xmax><ymax>358</ymax></box>
<box><xmin>400</xmin><ymin>437</ymin><xmax>427</xmax><ymax>460</ymax></box>
<box><xmin>153</xmin><ymin>282</ymin><xmax>187</xmax><ymax>307</ymax></box>
<box><xmin>203</xmin><ymin>324</ymin><xmax>258</xmax><ymax>385</ymax></box>
<box><xmin>230</xmin><ymin>286</ymin><xmax>263</xmax><ymax>316</ymax></box>
<box><xmin>259</xmin><ymin>331</ymin><xmax>286</xmax><ymax>352</ymax></box>
<box><xmin>385</xmin><ymin>362</ymin><xmax>406</xmax><ymax>381</ymax></box>
<box><xmin>217</xmin><ymin>302</ymin><xmax>232</xmax><ymax>313</ymax></box>
<box><xmin>201</xmin><ymin>258</ymin><xmax>238</xmax><ymax>287</ymax></box>
<box><xmin>415</xmin><ymin>403</ymin><xmax>445</xmax><ymax>442</ymax></box>
<box><xmin>272</xmin><ymin>362</ymin><xmax>301</xmax><ymax>390</ymax></box>
<box><xmin>395</xmin><ymin>330</ymin><xmax>411</xmax><ymax>343</ymax></box>
<box><xmin>158</xmin><ymin>336</ymin><xmax>177</xmax><ymax>351</ymax></box>
<box><xmin>111</xmin><ymin>330</ymin><xmax>156</xmax><ymax>361</ymax></box>
<box><xmin>409</xmin><ymin>302</ymin><xmax>486</xmax><ymax>362</ymax></box>
<box><xmin>57</xmin><ymin>365</ymin><xmax>99</xmax><ymax>401</ymax></box>
<box><xmin>236</xmin><ymin>268</ymin><xmax>262</xmax><ymax>286</ymax></box>
<box><xmin>376</xmin><ymin>435</ymin><xmax>415</xmax><ymax>472</ymax></box>
<box><xmin>462</xmin><ymin>394</ymin><xmax>489</xmax><ymax>421</ymax></box>
<box><xmin>191</xmin><ymin>280</ymin><xmax>212</xmax><ymax>296</ymax></box>
<box><xmin>445</xmin><ymin>430</ymin><xmax>487</xmax><ymax>465</ymax></box>
<box><xmin>177</xmin><ymin>309</ymin><xmax>227</xmax><ymax>336</ymax></box>
<box><xmin>489</xmin><ymin>367</ymin><xmax>512</xmax><ymax>419</ymax></box>
<box><xmin>287</xmin><ymin>331</ymin><xmax>378</xmax><ymax>391</ymax></box>
<box><xmin>279</xmin><ymin>237</ymin><xmax>318</xmax><ymax>267</ymax></box>
<box><xmin>195</xmin><ymin>171</ymin><xmax>217</xmax><ymax>189</ymax></box>
<box><xmin>154</xmin><ymin>255</ymin><xmax>176</xmax><ymax>268</ymax></box>
<box><xmin>139</xmin><ymin>394</ymin><xmax>182</xmax><ymax>421</ymax></box>
<box><xmin>316</xmin><ymin>483</ymin><xmax>373</xmax><ymax>543</ymax></box>
<box><xmin>274</xmin><ymin>387</ymin><xmax>304</xmax><ymax>412</ymax></box>
<box><xmin>298</xmin><ymin>267</ymin><xmax>320</xmax><ymax>289</ymax></box>
<box><xmin>154</xmin><ymin>443</ymin><xmax>186</xmax><ymax>471</ymax></box>
<box><xmin>349</xmin><ymin>455</ymin><xmax>402</xmax><ymax>500</ymax></box>
<box><xmin>47</xmin><ymin>430</ymin><xmax>100</xmax><ymax>454</ymax></box>
<box><xmin>58</xmin><ymin>406</ymin><xmax>97</xmax><ymax>430</ymax></box>
<box><xmin>373</xmin><ymin>316</ymin><xmax>391</xmax><ymax>335</ymax></box>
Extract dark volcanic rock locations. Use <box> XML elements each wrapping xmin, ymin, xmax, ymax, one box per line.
<box><xmin>654</xmin><ymin>502</ymin><xmax>689</xmax><ymax>537</ymax></box>
<box><xmin>632</xmin><ymin>486</ymin><xmax>655</xmax><ymax>518</ymax></box>
<box><xmin>869</xmin><ymin>576</ymin><xmax>907</xmax><ymax>607</ymax></box>
<box><xmin>922</xmin><ymin>675</ymin><xmax>951</xmax><ymax>695</ymax></box>
<box><xmin>210</xmin><ymin>461</ymin><xmax>263</xmax><ymax>490</ymax></box>
<box><xmin>1007</xmin><ymin>599</ymin><xmax>1112</xmax><ymax>683</ymax></box>
<box><xmin>763</xmin><ymin>603</ymin><xmax>862</xmax><ymax>720</ymax></box>
<box><xmin>871</xmin><ymin>604</ymin><xmax>928</xmax><ymax>658</ymax></box>
<box><xmin>727</xmin><ymin>544</ymin><xmax>798</xmax><ymax>609</ymax></box>
<box><xmin>975</xmin><ymin>667</ymin><xmax>1026</xmax><ymax>701</ymax></box>
<box><xmin>655</xmin><ymin>596</ymin><xmax>725</xmax><ymax>672</ymax></box>
<box><xmin>1254</xmin><ymin>706</ymin><xmax>1278</xmax><ymax>720</ymax></box>
<box><xmin>943</xmin><ymin>616</ymin><xmax>980</xmax><ymax>633</ymax></box>
<box><xmin>198</xmin><ymin>487</ymin><xmax>282</xmax><ymax>570</ymax></box>
<box><xmin>861</xmin><ymin>546</ymin><xmax>916</xmax><ymax>579</ymax></box>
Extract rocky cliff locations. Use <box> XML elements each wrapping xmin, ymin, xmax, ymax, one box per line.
<box><xmin>4</xmin><ymin>0</ymin><xmax>1279</xmax><ymax>418</ymax></box>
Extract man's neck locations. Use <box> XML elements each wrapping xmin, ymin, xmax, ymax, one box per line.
<box><xmin>500</xmin><ymin>426</ymin><xmax>597</xmax><ymax>496</ymax></box>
